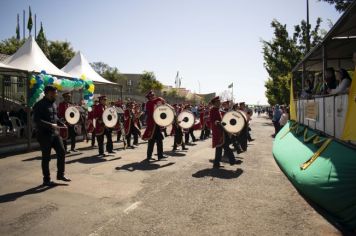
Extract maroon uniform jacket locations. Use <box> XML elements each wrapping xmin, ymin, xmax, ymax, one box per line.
<box><xmin>209</xmin><ymin>106</ymin><xmax>224</xmax><ymax>148</ymax></box>
<box><xmin>142</xmin><ymin>97</ymin><xmax>164</xmax><ymax>140</ymax></box>
<box><xmin>58</xmin><ymin>101</ymin><xmax>70</xmax><ymax>120</ymax></box>
<box><xmin>124</xmin><ymin>109</ymin><xmax>132</xmax><ymax>134</ymax></box>
<box><xmin>93</xmin><ymin>104</ymin><xmax>106</xmax><ymax>135</ymax></box>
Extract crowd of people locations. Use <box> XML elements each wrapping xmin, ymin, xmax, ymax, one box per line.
<box><xmin>31</xmin><ymin>85</ymin><xmax>256</xmax><ymax>186</ymax></box>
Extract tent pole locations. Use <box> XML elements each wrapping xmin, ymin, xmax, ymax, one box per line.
<box><xmin>26</xmin><ymin>72</ymin><xmax>32</xmax><ymax>151</ymax></box>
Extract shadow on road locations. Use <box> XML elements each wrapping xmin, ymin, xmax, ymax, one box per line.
<box><xmin>192</xmin><ymin>168</ymin><xmax>243</xmax><ymax>179</ymax></box>
<box><xmin>0</xmin><ymin>183</ymin><xmax>68</xmax><ymax>203</ymax></box>
<box><xmin>115</xmin><ymin>160</ymin><xmax>175</xmax><ymax>172</ymax></box>
<box><xmin>163</xmin><ymin>151</ymin><xmax>186</xmax><ymax>157</ymax></box>
<box><xmin>66</xmin><ymin>155</ymin><xmax>121</xmax><ymax>164</ymax></box>
<box><xmin>22</xmin><ymin>153</ymin><xmax>81</xmax><ymax>162</ymax></box>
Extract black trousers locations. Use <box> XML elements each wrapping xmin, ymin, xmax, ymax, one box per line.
<box><xmin>38</xmin><ymin>134</ymin><xmax>65</xmax><ymax>182</ymax></box>
<box><xmin>185</xmin><ymin>128</ymin><xmax>196</xmax><ymax>143</ymax></box>
<box><xmin>97</xmin><ymin>129</ymin><xmax>113</xmax><ymax>155</ymax></box>
<box><xmin>91</xmin><ymin>130</ymin><xmax>96</xmax><ymax>146</ymax></box>
<box><xmin>238</xmin><ymin>126</ymin><xmax>249</xmax><ymax>152</ymax></box>
<box><xmin>173</xmin><ymin>128</ymin><xmax>185</xmax><ymax>150</ymax></box>
<box><xmin>126</xmin><ymin>125</ymin><xmax>140</xmax><ymax>146</ymax></box>
<box><xmin>273</xmin><ymin>121</ymin><xmax>281</xmax><ymax>135</ymax></box>
<box><xmin>63</xmin><ymin>125</ymin><xmax>76</xmax><ymax>151</ymax></box>
<box><xmin>214</xmin><ymin>133</ymin><xmax>235</xmax><ymax>166</ymax></box>
<box><xmin>147</xmin><ymin>126</ymin><xmax>163</xmax><ymax>159</ymax></box>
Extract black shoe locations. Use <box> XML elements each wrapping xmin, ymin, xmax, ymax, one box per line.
<box><xmin>249</xmin><ymin>138</ymin><xmax>255</xmax><ymax>142</ymax></box>
<box><xmin>182</xmin><ymin>147</ymin><xmax>189</xmax><ymax>150</ymax></box>
<box><xmin>65</xmin><ymin>150</ymin><xmax>71</xmax><ymax>154</ymax></box>
<box><xmin>57</xmin><ymin>176</ymin><xmax>71</xmax><ymax>182</ymax></box>
<box><xmin>108</xmin><ymin>151</ymin><xmax>116</xmax><ymax>154</ymax></box>
<box><xmin>133</xmin><ymin>143</ymin><xmax>139</xmax><ymax>146</ymax></box>
<box><xmin>229</xmin><ymin>160</ymin><xmax>236</xmax><ymax>166</ymax></box>
<box><xmin>146</xmin><ymin>156</ymin><xmax>152</xmax><ymax>161</ymax></box>
<box><xmin>42</xmin><ymin>181</ymin><xmax>57</xmax><ymax>187</ymax></box>
<box><xmin>158</xmin><ymin>155</ymin><xmax>168</xmax><ymax>160</ymax></box>
<box><xmin>172</xmin><ymin>148</ymin><xmax>177</xmax><ymax>151</ymax></box>
<box><xmin>71</xmin><ymin>149</ymin><xmax>79</xmax><ymax>153</ymax></box>
<box><xmin>98</xmin><ymin>153</ymin><xmax>106</xmax><ymax>158</ymax></box>
<box><xmin>213</xmin><ymin>164</ymin><xmax>223</xmax><ymax>169</ymax></box>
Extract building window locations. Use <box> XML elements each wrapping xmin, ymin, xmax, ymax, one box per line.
<box><xmin>127</xmin><ymin>80</ymin><xmax>132</xmax><ymax>86</ymax></box>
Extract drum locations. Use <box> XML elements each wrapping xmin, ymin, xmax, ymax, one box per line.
<box><xmin>221</xmin><ymin>111</ymin><xmax>247</xmax><ymax>134</ymax></box>
<box><xmin>65</xmin><ymin>106</ymin><xmax>82</xmax><ymax>125</ymax></box>
<box><xmin>102</xmin><ymin>107</ymin><xmax>119</xmax><ymax>128</ymax></box>
<box><xmin>177</xmin><ymin>110</ymin><xmax>195</xmax><ymax>129</ymax></box>
<box><xmin>153</xmin><ymin>104</ymin><xmax>175</xmax><ymax>127</ymax></box>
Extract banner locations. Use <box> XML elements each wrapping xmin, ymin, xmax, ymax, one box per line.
<box><xmin>289</xmin><ymin>78</ymin><xmax>297</xmax><ymax>121</ymax></box>
<box><xmin>342</xmin><ymin>68</ymin><xmax>356</xmax><ymax>141</ymax></box>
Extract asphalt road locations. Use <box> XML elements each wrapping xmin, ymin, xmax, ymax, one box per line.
<box><xmin>0</xmin><ymin>115</ymin><xmax>340</xmax><ymax>236</ymax></box>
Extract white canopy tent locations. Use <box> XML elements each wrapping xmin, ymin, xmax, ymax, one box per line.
<box><xmin>3</xmin><ymin>36</ymin><xmax>72</xmax><ymax>78</ymax></box>
<box><xmin>62</xmin><ymin>51</ymin><xmax>115</xmax><ymax>84</ymax></box>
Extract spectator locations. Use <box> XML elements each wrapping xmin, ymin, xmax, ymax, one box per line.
<box><xmin>272</xmin><ymin>104</ymin><xmax>282</xmax><ymax>137</ymax></box>
<box><xmin>321</xmin><ymin>67</ymin><xmax>337</xmax><ymax>94</ymax></box>
<box><xmin>279</xmin><ymin>106</ymin><xmax>289</xmax><ymax>128</ymax></box>
<box><xmin>329</xmin><ymin>68</ymin><xmax>352</xmax><ymax>95</ymax></box>
<box><xmin>0</xmin><ymin>109</ymin><xmax>13</xmax><ymax>131</ymax></box>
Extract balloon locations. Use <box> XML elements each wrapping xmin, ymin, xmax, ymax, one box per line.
<box><xmin>80</xmin><ymin>74</ymin><xmax>86</xmax><ymax>80</ymax></box>
<box><xmin>87</xmin><ymin>107</ymin><xmax>92</xmax><ymax>112</ymax></box>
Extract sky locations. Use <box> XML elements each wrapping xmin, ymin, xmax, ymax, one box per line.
<box><xmin>0</xmin><ymin>0</ymin><xmax>341</xmax><ymax>104</ymax></box>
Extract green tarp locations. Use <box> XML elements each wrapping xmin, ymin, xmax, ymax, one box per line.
<box><xmin>273</xmin><ymin>121</ymin><xmax>356</xmax><ymax>230</ymax></box>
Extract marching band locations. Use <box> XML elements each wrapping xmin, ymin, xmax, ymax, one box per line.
<box><xmin>33</xmin><ymin>86</ymin><xmax>254</xmax><ymax>185</ymax></box>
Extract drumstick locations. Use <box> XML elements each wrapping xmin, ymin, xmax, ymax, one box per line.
<box><xmin>41</xmin><ymin>120</ymin><xmax>67</xmax><ymax>129</ymax></box>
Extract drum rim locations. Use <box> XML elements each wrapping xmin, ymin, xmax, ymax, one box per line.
<box><xmin>153</xmin><ymin>104</ymin><xmax>175</xmax><ymax>127</ymax></box>
<box><xmin>177</xmin><ymin>110</ymin><xmax>195</xmax><ymax>129</ymax></box>
<box><xmin>222</xmin><ymin>110</ymin><xmax>247</xmax><ymax>134</ymax></box>
<box><xmin>103</xmin><ymin>107</ymin><xmax>119</xmax><ymax>128</ymax></box>
<box><xmin>65</xmin><ymin>106</ymin><xmax>81</xmax><ymax>125</ymax></box>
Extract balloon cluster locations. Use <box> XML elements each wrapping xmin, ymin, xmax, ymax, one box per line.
<box><xmin>28</xmin><ymin>71</ymin><xmax>95</xmax><ymax>110</ymax></box>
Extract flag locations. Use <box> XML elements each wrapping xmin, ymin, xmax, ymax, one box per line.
<box><xmin>27</xmin><ymin>6</ymin><xmax>33</xmax><ymax>35</ymax></box>
<box><xmin>342</xmin><ymin>67</ymin><xmax>356</xmax><ymax>140</ymax></box>
<box><xmin>175</xmin><ymin>71</ymin><xmax>179</xmax><ymax>86</ymax></box>
<box><xmin>228</xmin><ymin>83</ymin><xmax>233</xmax><ymax>88</ymax></box>
<box><xmin>16</xmin><ymin>14</ymin><xmax>20</xmax><ymax>40</ymax></box>
<box><xmin>179</xmin><ymin>77</ymin><xmax>181</xmax><ymax>87</ymax></box>
<box><xmin>289</xmin><ymin>78</ymin><xmax>297</xmax><ymax>121</ymax></box>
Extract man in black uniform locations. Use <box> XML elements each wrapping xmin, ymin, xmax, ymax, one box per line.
<box><xmin>33</xmin><ymin>85</ymin><xmax>71</xmax><ymax>186</ymax></box>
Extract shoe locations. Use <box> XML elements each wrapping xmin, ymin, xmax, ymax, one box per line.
<box><xmin>71</xmin><ymin>149</ymin><xmax>79</xmax><ymax>153</ymax></box>
<box><xmin>108</xmin><ymin>151</ymin><xmax>116</xmax><ymax>154</ymax></box>
<box><xmin>213</xmin><ymin>164</ymin><xmax>223</xmax><ymax>169</ymax></box>
<box><xmin>249</xmin><ymin>139</ymin><xmax>255</xmax><ymax>142</ymax></box>
<box><xmin>98</xmin><ymin>153</ymin><xmax>106</xmax><ymax>158</ymax></box>
<box><xmin>57</xmin><ymin>176</ymin><xmax>71</xmax><ymax>182</ymax></box>
<box><xmin>42</xmin><ymin>181</ymin><xmax>57</xmax><ymax>187</ymax></box>
<box><xmin>158</xmin><ymin>155</ymin><xmax>168</xmax><ymax>160</ymax></box>
<box><xmin>172</xmin><ymin>148</ymin><xmax>177</xmax><ymax>151</ymax></box>
<box><xmin>133</xmin><ymin>143</ymin><xmax>139</xmax><ymax>146</ymax></box>
<box><xmin>146</xmin><ymin>156</ymin><xmax>152</xmax><ymax>161</ymax></box>
<box><xmin>229</xmin><ymin>160</ymin><xmax>236</xmax><ymax>166</ymax></box>
<box><xmin>182</xmin><ymin>147</ymin><xmax>189</xmax><ymax>150</ymax></box>
<box><xmin>65</xmin><ymin>150</ymin><xmax>71</xmax><ymax>154</ymax></box>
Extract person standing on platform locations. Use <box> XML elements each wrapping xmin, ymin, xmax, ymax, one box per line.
<box><xmin>209</xmin><ymin>96</ymin><xmax>236</xmax><ymax>168</ymax></box>
<box><xmin>33</xmin><ymin>85</ymin><xmax>71</xmax><ymax>186</ymax></box>
<box><xmin>142</xmin><ymin>91</ymin><xmax>167</xmax><ymax>161</ymax></box>
<box><xmin>58</xmin><ymin>92</ymin><xmax>77</xmax><ymax>153</ymax></box>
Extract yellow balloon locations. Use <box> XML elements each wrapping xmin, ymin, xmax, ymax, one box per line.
<box><xmin>88</xmin><ymin>84</ymin><xmax>95</xmax><ymax>93</ymax></box>
<box><xmin>30</xmin><ymin>78</ymin><xmax>36</xmax><ymax>85</ymax></box>
<box><xmin>80</xmin><ymin>74</ymin><xmax>86</xmax><ymax>80</ymax></box>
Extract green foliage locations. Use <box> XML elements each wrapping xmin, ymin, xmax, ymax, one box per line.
<box><xmin>90</xmin><ymin>61</ymin><xmax>127</xmax><ymax>84</ymax></box>
<box><xmin>138</xmin><ymin>71</ymin><xmax>163</xmax><ymax>93</ymax></box>
<box><xmin>0</xmin><ymin>37</ymin><xmax>25</xmax><ymax>55</ymax></box>
<box><xmin>36</xmin><ymin>23</ymin><xmax>49</xmax><ymax>56</ymax></box>
<box><xmin>47</xmin><ymin>41</ymin><xmax>75</xmax><ymax>69</ymax></box>
<box><xmin>262</xmin><ymin>19</ymin><xmax>323</xmax><ymax>105</ymax></box>
<box><xmin>27</xmin><ymin>6</ymin><xmax>33</xmax><ymax>34</ymax></box>
<box><xmin>319</xmin><ymin>0</ymin><xmax>354</xmax><ymax>12</ymax></box>
<box><xmin>90</xmin><ymin>62</ymin><xmax>112</xmax><ymax>75</ymax></box>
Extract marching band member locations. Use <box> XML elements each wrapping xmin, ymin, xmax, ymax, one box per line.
<box><xmin>142</xmin><ymin>90</ymin><xmax>167</xmax><ymax>161</ymax></box>
<box><xmin>133</xmin><ymin>103</ymin><xmax>143</xmax><ymax>145</ymax></box>
<box><xmin>33</xmin><ymin>85</ymin><xmax>71</xmax><ymax>186</ymax></box>
<box><xmin>115</xmin><ymin>100</ymin><xmax>123</xmax><ymax>143</ymax></box>
<box><xmin>58</xmin><ymin>92</ymin><xmax>77</xmax><ymax>153</ymax></box>
<box><xmin>124</xmin><ymin>101</ymin><xmax>141</xmax><ymax>148</ymax></box>
<box><xmin>238</xmin><ymin>102</ymin><xmax>250</xmax><ymax>151</ymax></box>
<box><xmin>171</xmin><ymin>104</ymin><xmax>188</xmax><ymax>151</ymax></box>
<box><xmin>88</xmin><ymin>100</ymin><xmax>98</xmax><ymax>147</ymax></box>
<box><xmin>184</xmin><ymin>104</ymin><xmax>197</xmax><ymax>144</ymax></box>
<box><xmin>93</xmin><ymin>95</ymin><xmax>114</xmax><ymax>157</ymax></box>
<box><xmin>209</xmin><ymin>96</ymin><xmax>236</xmax><ymax>168</ymax></box>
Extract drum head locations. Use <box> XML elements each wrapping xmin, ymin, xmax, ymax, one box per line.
<box><xmin>103</xmin><ymin>107</ymin><xmax>118</xmax><ymax>128</ymax></box>
<box><xmin>153</xmin><ymin>104</ymin><xmax>175</xmax><ymax>127</ymax></box>
<box><xmin>178</xmin><ymin>111</ymin><xmax>195</xmax><ymax>129</ymax></box>
<box><xmin>65</xmin><ymin>107</ymin><xmax>80</xmax><ymax>125</ymax></box>
<box><xmin>221</xmin><ymin>111</ymin><xmax>246</xmax><ymax>134</ymax></box>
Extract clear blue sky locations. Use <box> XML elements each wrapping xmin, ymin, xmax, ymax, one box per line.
<box><xmin>0</xmin><ymin>0</ymin><xmax>340</xmax><ymax>104</ymax></box>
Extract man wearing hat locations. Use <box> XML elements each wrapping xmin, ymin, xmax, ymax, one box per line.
<box><xmin>33</xmin><ymin>85</ymin><xmax>71</xmax><ymax>186</ymax></box>
<box><xmin>209</xmin><ymin>96</ymin><xmax>236</xmax><ymax>168</ymax></box>
<box><xmin>58</xmin><ymin>92</ymin><xmax>77</xmax><ymax>153</ymax></box>
<box><xmin>93</xmin><ymin>95</ymin><xmax>114</xmax><ymax>157</ymax></box>
<box><xmin>184</xmin><ymin>104</ymin><xmax>197</xmax><ymax>144</ymax></box>
<box><xmin>142</xmin><ymin>90</ymin><xmax>167</xmax><ymax>160</ymax></box>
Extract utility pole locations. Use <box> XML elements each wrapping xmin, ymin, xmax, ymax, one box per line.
<box><xmin>306</xmin><ymin>0</ymin><xmax>310</xmax><ymax>53</ymax></box>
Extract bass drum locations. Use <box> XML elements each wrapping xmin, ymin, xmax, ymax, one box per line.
<box><xmin>221</xmin><ymin>110</ymin><xmax>247</xmax><ymax>134</ymax></box>
<box><xmin>177</xmin><ymin>110</ymin><xmax>195</xmax><ymax>129</ymax></box>
<box><xmin>102</xmin><ymin>107</ymin><xmax>119</xmax><ymax>128</ymax></box>
<box><xmin>65</xmin><ymin>106</ymin><xmax>82</xmax><ymax>125</ymax></box>
<box><xmin>153</xmin><ymin>104</ymin><xmax>175</xmax><ymax>127</ymax></box>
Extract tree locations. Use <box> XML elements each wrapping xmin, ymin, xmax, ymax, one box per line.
<box><xmin>102</xmin><ymin>67</ymin><xmax>127</xmax><ymax>84</ymax></box>
<box><xmin>27</xmin><ymin>6</ymin><xmax>33</xmax><ymax>36</ymax></box>
<box><xmin>90</xmin><ymin>62</ymin><xmax>112</xmax><ymax>75</ymax></box>
<box><xmin>36</xmin><ymin>22</ymin><xmax>49</xmax><ymax>56</ymax></box>
<box><xmin>0</xmin><ymin>37</ymin><xmax>25</xmax><ymax>55</ymax></box>
<box><xmin>48</xmin><ymin>41</ymin><xmax>75</xmax><ymax>68</ymax></box>
<box><xmin>262</xmin><ymin>19</ymin><xmax>323</xmax><ymax>105</ymax></box>
<box><xmin>138</xmin><ymin>71</ymin><xmax>163</xmax><ymax>93</ymax></box>
<box><xmin>319</xmin><ymin>0</ymin><xmax>354</xmax><ymax>12</ymax></box>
